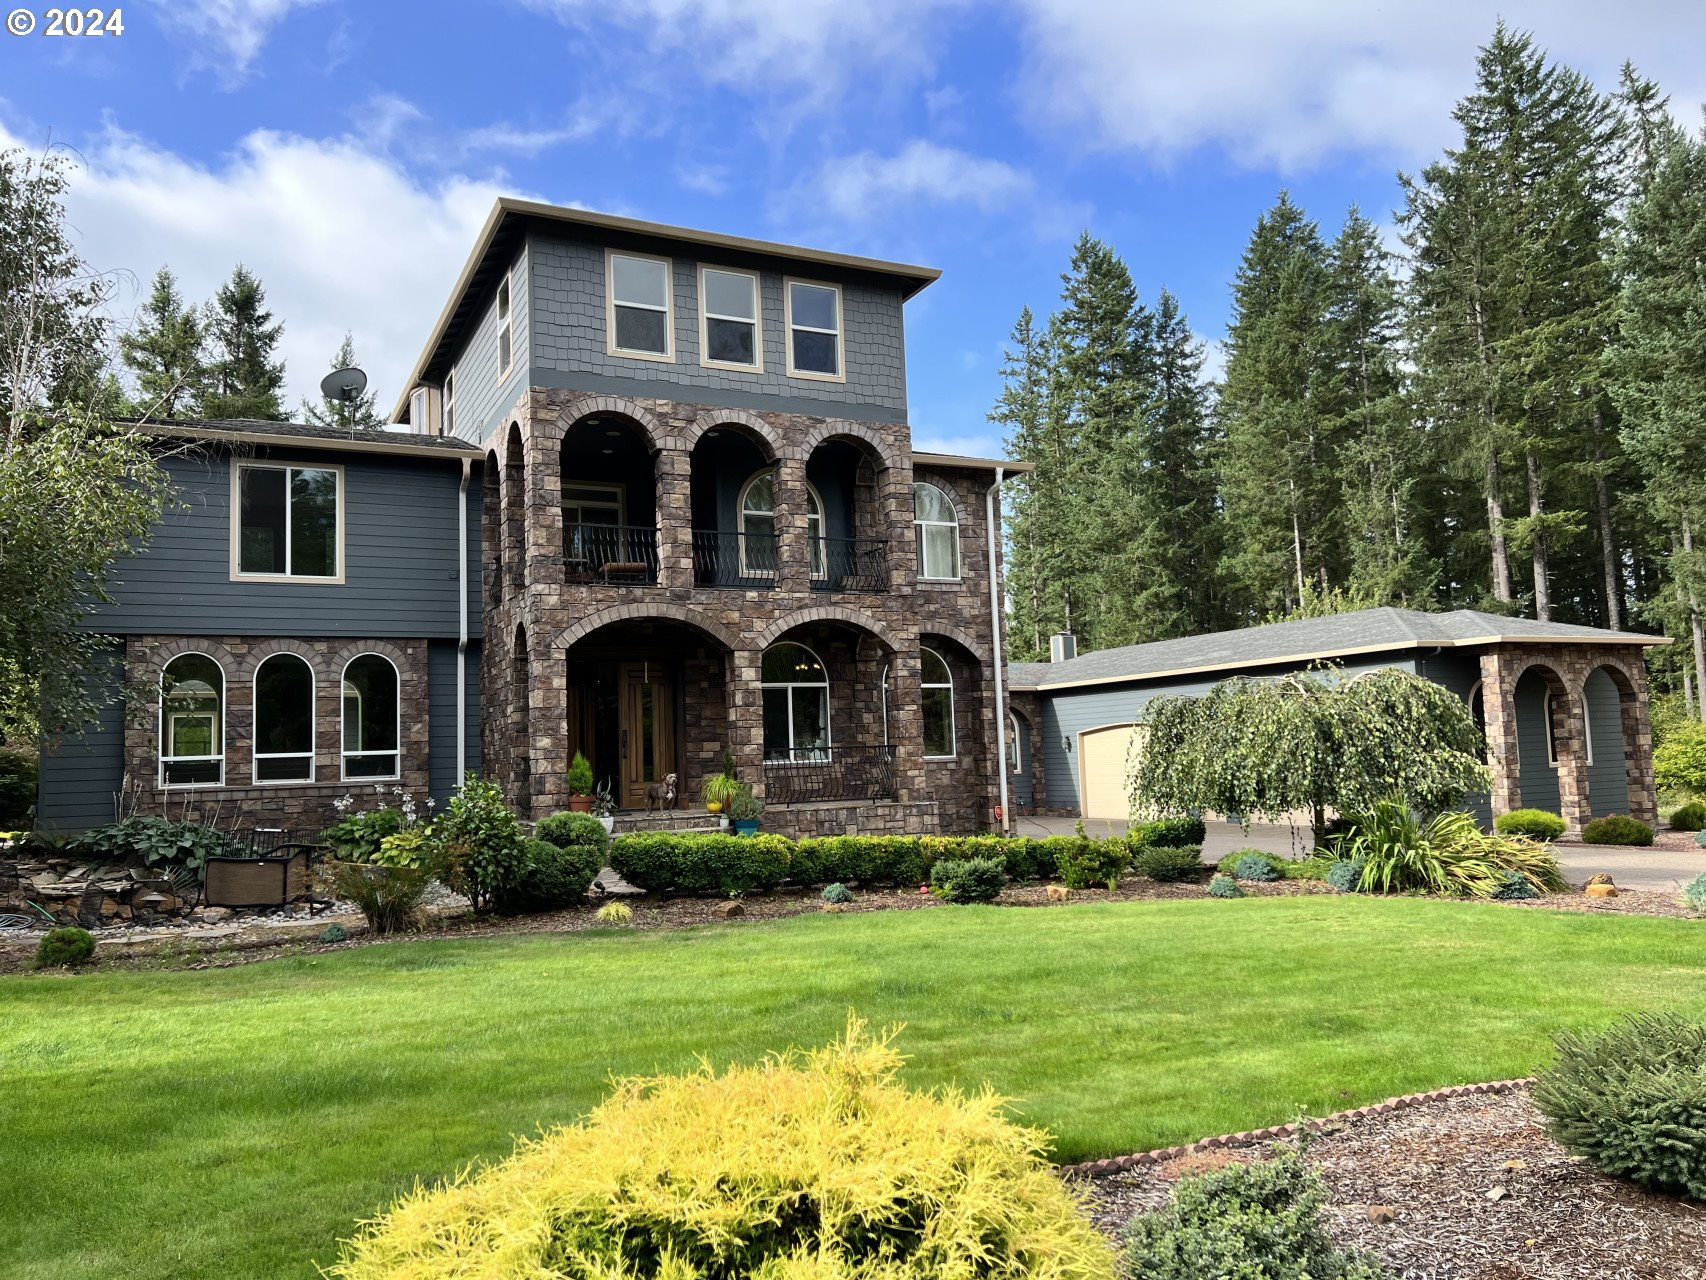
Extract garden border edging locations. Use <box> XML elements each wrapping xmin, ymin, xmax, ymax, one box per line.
<box><xmin>1058</xmin><ymin>1077</ymin><xmax>1535</xmax><ymax>1178</ymax></box>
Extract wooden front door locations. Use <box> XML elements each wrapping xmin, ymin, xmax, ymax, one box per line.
<box><xmin>619</xmin><ymin>661</ymin><xmax>676</xmax><ymax>809</ymax></box>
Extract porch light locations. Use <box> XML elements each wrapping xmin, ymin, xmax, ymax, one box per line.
<box><xmin>605</xmin><ymin>429</ymin><xmax>621</xmax><ymax>437</ymax></box>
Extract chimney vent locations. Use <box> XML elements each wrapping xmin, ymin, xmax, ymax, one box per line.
<box><xmin>1049</xmin><ymin>633</ymin><xmax>1077</xmax><ymax>663</ymax></box>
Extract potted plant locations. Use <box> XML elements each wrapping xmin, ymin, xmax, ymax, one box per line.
<box><xmin>567</xmin><ymin>751</ymin><xmax>596</xmax><ymax>813</ymax></box>
<box><xmin>592</xmin><ymin>779</ymin><xmax>616</xmax><ymax>835</ymax></box>
<box><xmin>702</xmin><ymin>771</ymin><xmax>739</xmax><ymax>815</ymax></box>
<box><xmin>729</xmin><ymin>783</ymin><xmax>762</xmax><ymax>837</ymax></box>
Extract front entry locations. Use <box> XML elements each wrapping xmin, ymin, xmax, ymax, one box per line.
<box><xmin>619</xmin><ymin>661</ymin><xmax>676</xmax><ymax>809</ymax></box>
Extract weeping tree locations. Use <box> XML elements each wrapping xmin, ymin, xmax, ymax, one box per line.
<box><xmin>1130</xmin><ymin>666</ymin><xmax>1491</xmax><ymax>846</ymax></box>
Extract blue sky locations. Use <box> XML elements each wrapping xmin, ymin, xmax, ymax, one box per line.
<box><xmin>3</xmin><ymin>1</ymin><xmax>1702</xmax><ymax>454</ymax></box>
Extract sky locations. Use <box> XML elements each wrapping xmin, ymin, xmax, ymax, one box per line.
<box><xmin>2</xmin><ymin>1</ymin><xmax>1703</xmax><ymax>455</ymax></box>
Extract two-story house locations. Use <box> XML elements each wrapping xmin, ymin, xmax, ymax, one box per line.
<box><xmin>36</xmin><ymin>199</ymin><xmax>1024</xmax><ymax>839</ymax></box>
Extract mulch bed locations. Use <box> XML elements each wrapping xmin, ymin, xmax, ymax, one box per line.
<box><xmin>1080</xmin><ymin>1085</ymin><xmax>1706</xmax><ymax>1279</ymax></box>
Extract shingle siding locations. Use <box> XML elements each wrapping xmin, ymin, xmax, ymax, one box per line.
<box><xmin>448</xmin><ymin>241</ymin><xmax>531</xmax><ymax>446</ymax></box>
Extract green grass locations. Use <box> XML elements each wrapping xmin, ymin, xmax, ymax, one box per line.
<box><xmin>3</xmin><ymin>896</ymin><xmax>1705</xmax><ymax>1279</ymax></box>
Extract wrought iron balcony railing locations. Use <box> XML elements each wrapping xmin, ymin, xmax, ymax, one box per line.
<box><xmin>810</xmin><ymin>537</ymin><xmax>889</xmax><ymax>593</ymax></box>
<box><xmin>763</xmin><ymin>744</ymin><xmax>898</xmax><ymax>803</ymax></box>
<box><xmin>692</xmin><ymin>528</ymin><xmax>777</xmax><ymax>589</ymax></box>
<box><xmin>565</xmin><ymin>524</ymin><xmax>659</xmax><ymax>584</ymax></box>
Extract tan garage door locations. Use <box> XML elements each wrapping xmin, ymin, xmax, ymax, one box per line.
<box><xmin>1080</xmin><ymin>723</ymin><xmax>1141</xmax><ymax>821</ymax></box>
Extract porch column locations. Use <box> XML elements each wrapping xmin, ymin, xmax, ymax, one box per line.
<box><xmin>885</xmin><ymin>646</ymin><xmax>927</xmax><ymax>808</ymax></box>
<box><xmin>1619</xmin><ymin>659</ymin><xmax>1659</xmax><ymax>823</ymax></box>
<box><xmin>728</xmin><ymin>647</ymin><xmax>768</xmax><ymax>802</ymax></box>
<box><xmin>524</xmin><ymin>419</ymin><xmax>565</xmax><ymax>594</ymax></box>
<box><xmin>528</xmin><ymin>643</ymin><xmax>570</xmax><ymax>822</ymax></box>
<box><xmin>1551</xmin><ymin>681</ymin><xmax>1593</xmax><ymax>835</ymax></box>
<box><xmin>773</xmin><ymin>456</ymin><xmax>811</xmax><ymax>593</ymax></box>
<box><xmin>655</xmin><ymin>443</ymin><xmax>693</xmax><ymax>590</ymax></box>
<box><xmin>1479</xmin><ymin>650</ymin><xmax>1522</xmax><ymax>817</ymax></box>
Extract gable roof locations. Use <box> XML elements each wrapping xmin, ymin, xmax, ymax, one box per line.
<box><xmin>129</xmin><ymin>416</ymin><xmax>484</xmax><ymax>459</ymax></box>
<box><xmin>391</xmin><ymin>197</ymin><xmax>943</xmax><ymax>422</ymax></box>
<box><xmin>1007</xmin><ymin>607</ymin><xmax>1667</xmax><ymax>692</ymax></box>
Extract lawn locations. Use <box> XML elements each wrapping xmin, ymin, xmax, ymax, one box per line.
<box><xmin>3</xmin><ymin>896</ymin><xmax>1704</xmax><ymax>1279</ymax></box>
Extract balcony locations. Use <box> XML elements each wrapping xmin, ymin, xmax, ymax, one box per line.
<box><xmin>565</xmin><ymin>523</ymin><xmax>659</xmax><ymax>585</ymax></box>
<box><xmin>811</xmin><ymin>537</ymin><xmax>888</xmax><ymax>594</ymax></box>
<box><xmin>763</xmin><ymin>745</ymin><xmax>898</xmax><ymax>803</ymax></box>
<box><xmin>692</xmin><ymin>529</ymin><xmax>778</xmax><ymax>589</ymax></box>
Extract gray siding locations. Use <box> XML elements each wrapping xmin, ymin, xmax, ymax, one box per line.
<box><xmin>90</xmin><ymin>448</ymin><xmax>482</xmax><ymax>640</ymax></box>
<box><xmin>1413</xmin><ymin>651</ymin><xmax>1493</xmax><ymax>824</ymax></box>
<box><xmin>36</xmin><ymin>644</ymin><xmax>125</xmax><ymax>832</ymax></box>
<box><xmin>1583</xmin><ymin>667</ymin><xmax>1628</xmax><ymax>817</ymax></box>
<box><xmin>525</xmin><ymin>231</ymin><xmax>908</xmax><ymax>423</ymax></box>
<box><xmin>449</xmin><ymin>242</ymin><xmax>531</xmax><ymax>445</ymax></box>
<box><xmin>1512</xmin><ymin>670</ymin><xmax>1561</xmax><ymax>814</ymax></box>
<box><xmin>1034</xmin><ymin>655</ymin><xmax>1418</xmax><ymax>811</ymax></box>
<box><xmin>428</xmin><ymin>639</ymin><xmax>482</xmax><ymax>805</ymax></box>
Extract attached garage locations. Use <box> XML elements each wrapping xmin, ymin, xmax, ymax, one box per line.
<box><xmin>1078</xmin><ymin>722</ymin><xmax>1142</xmax><ymax>821</ymax></box>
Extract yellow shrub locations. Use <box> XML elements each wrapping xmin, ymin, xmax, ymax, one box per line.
<box><xmin>328</xmin><ymin>1017</ymin><xmax>1114</xmax><ymax>1280</ymax></box>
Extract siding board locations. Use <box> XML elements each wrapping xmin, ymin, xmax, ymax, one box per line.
<box><xmin>36</xmin><ymin>644</ymin><xmax>126</xmax><ymax>832</ymax></box>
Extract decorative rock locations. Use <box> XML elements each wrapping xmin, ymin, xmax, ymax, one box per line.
<box><xmin>1486</xmin><ymin>1186</ymin><xmax>1508</xmax><ymax>1201</ymax></box>
<box><xmin>1367</xmin><ymin>1205</ymin><xmax>1397</xmax><ymax>1225</ymax></box>
<box><xmin>1586</xmin><ymin>872</ymin><xmax>1615</xmax><ymax>886</ymax></box>
<box><xmin>1585</xmin><ymin>883</ymin><xmax>1618</xmax><ymax>899</ymax></box>
<box><xmin>713</xmin><ymin>900</ymin><xmax>746</xmax><ymax>918</ymax></box>
<box><xmin>1046</xmin><ymin>885</ymin><xmax>1069</xmax><ymax>902</ymax></box>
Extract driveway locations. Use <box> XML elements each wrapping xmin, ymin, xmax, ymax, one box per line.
<box><xmin>1012</xmin><ymin>815</ymin><xmax>1704</xmax><ymax>892</ymax></box>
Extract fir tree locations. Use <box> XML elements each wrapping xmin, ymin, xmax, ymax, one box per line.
<box><xmin>197</xmin><ymin>264</ymin><xmax>286</xmax><ymax>420</ymax></box>
<box><xmin>303</xmin><ymin>333</ymin><xmax>383</xmax><ymax>431</ymax></box>
<box><xmin>118</xmin><ymin>266</ymin><xmax>204</xmax><ymax>418</ymax></box>
<box><xmin>991</xmin><ymin>306</ymin><xmax>1059</xmax><ymax>661</ymax></box>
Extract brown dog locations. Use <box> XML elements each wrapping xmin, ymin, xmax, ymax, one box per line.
<box><xmin>645</xmin><ymin>772</ymin><xmax>678</xmax><ymax>812</ymax></box>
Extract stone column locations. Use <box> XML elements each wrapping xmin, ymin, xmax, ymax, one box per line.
<box><xmin>1479</xmin><ymin>650</ymin><xmax>1522</xmax><ymax>817</ymax></box>
<box><xmin>881</xmin><ymin>459</ymin><xmax>915</xmax><ymax>592</ymax></box>
<box><xmin>524</xmin><ymin>416</ymin><xmax>564</xmax><ymax>597</ymax></box>
<box><xmin>885</xmin><ymin>644</ymin><xmax>926</xmax><ymax>808</ymax></box>
<box><xmin>773</xmin><ymin>456</ymin><xmax>811</xmax><ymax>593</ymax></box>
<box><xmin>1550</xmin><ymin>682</ymin><xmax>1593</xmax><ymax>834</ymax></box>
<box><xmin>1620</xmin><ymin>660</ymin><xmax>1659</xmax><ymax>823</ymax></box>
<box><xmin>655</xmin><ymin>444</ymin><xmax>693</xmax><ymax>590</ymax></box>
<box><xmin>528</xmin><ymin>636</ymin><xmax>570</xmax><ymax>822</ymax></box>
<box><xmin>728</xmin><ymin>648</ymin><xmax>768</xmax><ymax>801</ymax></box>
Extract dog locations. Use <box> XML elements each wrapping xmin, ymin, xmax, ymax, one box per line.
<box><xmin>644</xmin><ymin>772</ymin><xmax>678</xmax><ymax>812</ymax></box>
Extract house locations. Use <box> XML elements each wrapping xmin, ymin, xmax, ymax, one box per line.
<box><xmin>1006</xmin><ymin>607</ymin><xmax>1665</xmax><ymax>834</ymax></box>
<box><xmin>36</xmin><ymin>199</ymin><xmax>1026</xmax><ymax>839</ymax></box>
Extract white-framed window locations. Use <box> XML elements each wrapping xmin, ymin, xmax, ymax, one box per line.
<box><xmin>913</xmin><ymin>482</ymin><xmax>961</xmax><ymax>580</ymax></box>
<box><xmin>562</xmin><ymin>481</ymin><xmax>627</xmax><ymax>566</ymax></box>
<box><xmin>737</xmin><ymin>470</ymin><xmax>827</xmax><ymax>579</ymax></box>
<box><xmin>443</xmin><ymin>371</ymin><xmax>456</xmax><ymax>438</ymax></box>
<box><xmin>762</xmin><ymin>642</ymin><xmax>830</xmax><ymax>762</ymax></box>
<box><xmin>921</xmin><ymin>646</ymin><xmax>955</xmax><ymax>759</ymax></box>
<box><xmin>409</xmin><ymin>385</ymin><xmax>432</xmax><ymax>434</ymax></box>
<box><xmin>160</xmin><ymin>654</ymin><xmax>224</xmax><ymax>787</ymax></box>
<box><xmin>699</xmin><ymin>265</ymin><xmax>762</xmax><ymax>371</ymax></box>
<box><xmin>880</xmin><ymin>664</ymin><xmax>890</xmax><ymax>744</ymax></box>
<box><xmin>785</xmin><ymin>278</ymin><xmax>843</xmax><ymax>380</ymax></box>
<box><xmin>607</xmin><ymin>249</ymin><xmax>674</xmax><ymax>360</ymax></box>
<box><xmin>1008</xmin><ymin>712</ymin><xmax>1025</xmax><ymax>774</ymax></box>
<box><xmin>496</xmin><ymin>276</ymin><xmax>513</xmax><ymax>376</ymax></box>
<box><xmin>253</xmin><ymin>653</ymin><xmax>315</xmax><ymax>783</ymax></box>
<box><xmin>232</xmin><ymin>463</ymin><xmax>343</xmax><ymax>581</ymax></box>
<box><xmin>342</xmin><ymin>653</ymin><xmax>400</xmax><ymax>780</ymax></box>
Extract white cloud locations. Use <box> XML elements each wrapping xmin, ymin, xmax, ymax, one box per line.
<box><xmin>812</xmin><ymin>140</ymin><xmax>1035</xmax><ymax>223</ymax></box>
<box><xmin>156</xmin><ymin>0</ymin><xmax>328</xmax><ymax>87</ymax></box>
<box><xmin>4</xmin><ymin>121</ymin><xmax>512</xmax><ymax>419</ymax></box>
<box><xmin>1014</xmin><ymin>0</ymin><xmax>1706</xmax><ymax>169</ymax></box>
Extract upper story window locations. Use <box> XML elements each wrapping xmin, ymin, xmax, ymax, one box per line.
<box><xmin>234</xmin><ymin>463</ymin><xmax>342</xmax><ymax>581</ymax></box>
<box><xmin>442</xmin><ymin>372</ymin><xmax>456</xmax><ymax>437</ymax></box>
<box><xmin>913</xmin><ymin>482</ymin><xmax>960</xmax><ymax>580</ymax></box>
<box><xmin>786</xmin><ymin>279</ymin><xmax>843</xmax><ymax>380</ymax></box>
<box><xmin>608</xmin><ymin>250</ymin><xmax>674</xmax><ymax>360</ymax></box>
<box><xmin>699</xmin><ymin>266</ymin><xmax>762</xmax><ymax>371</ymax></box>
<box><xmin>409</xmin><ymin>385</ymin><xmax>432</xmax><ymax>434</ymax></box>
<box><xmin>160</xmin><ymin>654</ymin><xmax>224</xmax><ymax>787</ymax></box>
<box><xmin>739</xmin><ymin>470</ymin><xmax>826</xmax><ymax>578</ymax></box>
<box><xmin>496</xmin><ymin>277</ymin><xmax>513</xmax><ymax>375</ymax></box>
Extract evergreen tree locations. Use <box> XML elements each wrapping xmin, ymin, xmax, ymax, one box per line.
<box><xmin>991</xmin><ymin>306</ymin><xmax>1060</xmax><ymax>662</ymax></box>
<box><xmin>303</xmin><ymin>332</ymin><xmax>383</xmax><ymax>430</ymax></box>
<box><xmin>118</xmin><ymin>266</ymin><xmax>204</xmax><ymax>418</ymax></box>
<box><xmin>197</xmin><ymin>264</ymin><xmax>286</xmax><ymax>420</ymax></box>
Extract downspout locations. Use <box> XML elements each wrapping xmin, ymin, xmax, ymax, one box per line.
<box><xmin>457</xmin><ymin>457</ymin><xmax>470</xmax><ymax>784</ymax></box>
<box><xmin>986</xmin><ymin>467</ymin><xmax>1011</xmax><ymax>834</ymax></box>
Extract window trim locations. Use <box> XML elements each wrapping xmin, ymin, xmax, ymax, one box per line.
<box><xmin>159</xmin><ymin>653</ymin><xmax>226</xmax><ymax>789</ymax></box>
<box><xmin>229</xmin><ymin>461</ymin><xmax>347</xmax><ymax>584</ymax></box>
<box><xmin>605</xmin><ymin>248</ymin><xmax>675</xmax><ymax>363</ymax></box>
<box><xmin>913</xmin><ymin>481</ymin><xmax>962</xmax><ymax>581</ymax></box>
<box><xmin>1008</xmin><ymin>711</ymin><xmax>1025</xmax><ymax>774</ymax></box>
<box><xmin>783</xmin><ymin>277</ymin><xmax>846</xmax><ymax>383</ymax></box>
<box><xmin>252</xmin><ymin>652</ymin><xmax>316</xmax><ymax>785</ymax></box>
<box><xmin>697</xmin><ymin>264</ymin><xmax>764</xmax><ymax>374</ymax></box>
<box><xmin>495</xmin><ymin>274</ymin><xmax>514</xmax><ymax>379</ymax></box>
<box><xmin>443</xmin><ymin>370</ymin><xmax>457</xmax><ymax>438</ymax></box>
<box><xmin>340</xmin><ymin>652</ymin><xmax>402</xmax><ymax>782</ymax></box>
<box><xmin>921</xmin><ymin>645</ymin><xmax>956</xmax><ymax>760</ymax></box>
<box><xmin>761</xmin><ymin>641</ymin><xmax>833</xmax><ymax>763</ymax></box>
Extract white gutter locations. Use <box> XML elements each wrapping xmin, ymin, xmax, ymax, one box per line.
<box><xmin>457</xmin><ymin>457</ymin><xmax>471</xmax><ymax>783</ymax></box>
<box><xmin>985</xmin><ymin>467</ymin><xmax>1011</xmax><ymax>834</ymax></box>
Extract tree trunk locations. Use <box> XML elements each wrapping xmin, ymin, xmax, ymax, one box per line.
<box><xmin>1590</xmin><ymin>413</ymin><xmax>1622</xmax><ymax>630</ymax></box>
<box><xmin>1472</xmin><ymin>295</ymin><xmax>1512</xmax><ymax>603</ymax></box>
<box><xmin>1289</xmin><ymin>480</ymin><xmax>1306</xmax><ymax>602</ymax></box>
<box><xmin>1526</xmin><ymin>451</ymin><xmax>1550</xmax><ymax>621</ymax></box>
<box><xmin>1684</xmin><ymin>516</ymin><xmax>1706</xmax><ymax>710</ymax></box>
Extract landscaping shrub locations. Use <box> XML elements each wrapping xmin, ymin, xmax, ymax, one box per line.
<box><xmin>929</xmin><ymin>856</ymin><xmax>1007</xmax><ymax>903</ymax></box>
<box><xmin>1207</xmin><ymin>873</ymin><xmax>1242</xmax><ymax>898</ymax></box>
<box><xmin>1532</xmin><ymin>1013</ymin><xmax>1706</xmax><ymax>1200</ymax></box>
<box><xmin>374</xmin><ymin>826</ymin><xmax>435</xmax><ymax>868</ymax></box>
<box><xmin>1495</xmin><ymin>808</ymin><xmax>1567</xmax><ymax>841</ymax></box>
<box><xmin>534</xmin><ymin>811</ymin><xmax>611</xmax><ymax>859</ymax></box>
<box><xmin>33</xmin><ymin>926</ymin><xmax>95</xmax><ymax>969</ymax></box>
<box><xmin>0</xmin><ymin>747</ymin><xmax>37</xmax><ymax>826</ymax></box>
<box><xmin>1654</xmin><ymin>721</ymin><xmax>1706</xmax><ymax>796</ymax></box>
<box><xmin>1667</xmin><ymin>801</ymin><xmax>1706</xmax><ymax>833</ymax></box>
<box><xmin>997</xmin><ymin>835</ymin><xmax>1059</xmax><ymax>882</ymax></box>
<box><xmin>1682</xmin><ymin>872</ymin><xmax>1706</xmax><ymax>915</ymax></box>
<box><xmin>1581</xmin><ymin>814</ymin><xmax>1655</xmax><ymax>847</ymax></box>
<box><xmin>610</xmin><ymin>832</ymin><xmax>791</xmax><ymax>896</ymax></box>
<box><xmin>594</xmin><ymin>900</ymin><xmax>633</xmax><ymax>926</ymax></box>
<box><xmin>319</xmin><ymin>922</ymin><xmax>350</xmax><ymax>943</ymax></box>
<box><xmin>792</xmin><ymin>834</ymin><xmax>929</xmax><ymax>887</ymax></box>
<box><xmin>1325</xmin><ymin>859</ymin><xmax>1364</xmax><ymax>893</ymax></box>
<box><xmin>1490</xmin><ymin>868</ymin><xmax>1540</xmax><ymax>900</ymax></box>
<box><xmin>433</xmin><ymin>774</ymin><xmax>527</xmax><ymax>912</ymax></box>
<box><xmin>1281</xmin><ymin>855</ymin><xmax>1331</xmax><ymax>881</ymax></box>
<box><xmin>74</xmin><ymin>815</ymin><xmax>249</xmax><ymax>876</ymax></box>
<box><xmin>1333</xmin><ymin>803</ymin><xmax>1567</xmax><ymax>897</ymax></box>
<box><xmin>820</xmin><ymin>882</ymin><xmax>854</xmax><ymax>904</ymax></box>
<box><xmin>1121</xmin><ymin>1147</ymin><xmax>1390</xmax><ymax>1280</ymax></box>
<box><xmin>328</xmin><ymin>1019</ymin><xmax>1115</xmax><ymax>1280</ymax></box>
<box><xmin>494</xmin><ymin>837</ymin><xmax>601</xmax><ymax>915</ymax></box>
<box><xmin>320</xmin><ymin>806</ymin><xmax>406</xmax><ymax>861</ymax></box>
<box><xmin>320</xmin><ymin>861</ymin><xmax>429</xmax><ymax>935</ymax></box>
<box><xmin>1056</xmin><ymin>836</ymin><xmax>1130</xmax><ymax>889</ymax></box>
<box><xmin>566</xmin><ymin>751</ymin><xmax>595</xmax><ymax>799</ymax></box>
<box><xmin>1220</xmin><ymin>850</ymin><xmax>1281</xmax><ymax>881</ymax></box>
<box><xmin>1130</xmin><ymin>843</ymin><xmax>1205</xmax><ymax>882</ymax></box>
<box><xmin>1131</xmin><ymin>816</ymin><xmax>1207</xmax><ymax>848</ymax></box>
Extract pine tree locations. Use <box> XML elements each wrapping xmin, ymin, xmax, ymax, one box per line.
<box><xmin>118</xmin><ymin>266</ymin><xmax>204</xmax><ymax>418</ymax></box>
<box><xmin>990</xmin><ymin>307</ymin><xmax>1058</xmax><ymax>661</ymax></box>
<box><xmin>302</xmin><ymin>333</ymin><xmax>382</xmax><ymax>430</ymax></box>
<box><xmin>197</xmin><ymin>264</ymin><xmax>286</xmax><ymax>420</ymax></box>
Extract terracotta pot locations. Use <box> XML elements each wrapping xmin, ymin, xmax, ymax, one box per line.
<box><xmin>567</xmin><ymin>795</ymin><xmax>594</xmax><ymax>813</ymax></box>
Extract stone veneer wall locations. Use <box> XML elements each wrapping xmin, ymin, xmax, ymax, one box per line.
<box><xmin>480</xmin><ymin>386</ymin><xmax>1010</xmax><ymax>833</ymax></box>
<box><xmin>1007</xmin><ymin>689</ymin><xmax>1050</xmax><ymax>816</ymax></box>
<box><xmin>122</xmin><ymin>635</ymin><xmax>432</xmax><ymax>836</ymax></box>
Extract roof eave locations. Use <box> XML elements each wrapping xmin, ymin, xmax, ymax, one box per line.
<box><xmin>135</xmin><ymin>422</ymin><xmax>485</xmax><ymax>461</ymax></box>
<box><xmin>910</xmin><ymin>452</ymin><xmax>1034</xmax><ymax>473</ymax></box>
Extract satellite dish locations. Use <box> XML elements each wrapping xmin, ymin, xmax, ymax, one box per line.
<box><xmin>320</xmin><ymin>366</ymin><xmax>369</xmax><ymax>404</ymax></box>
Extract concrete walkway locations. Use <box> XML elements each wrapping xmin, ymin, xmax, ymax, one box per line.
<box><xmin>1012</xmin><ymin>814</ymin><xmax>1704</xmax><ymax>892</ymax></box>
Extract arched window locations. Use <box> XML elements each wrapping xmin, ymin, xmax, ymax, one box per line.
<box><xmin>921</xmin><ymin>646</ymin><xmax>955</xmax><ymax>759</ymax></box>
<box><xmin>913</xmin><ymin>482</ymin><xmax>960</xmax><ymax>580</ymax></box>
<box><xmin>254</xmin><ymin>653</ymin><xmax>315</xmax><ymax>783</ymax></box>
<box><xmin>160</xmin><ymin>654</ymin><xmax>224</xmax><ymax>787</ymax></box>
<box><xmin>739</xmin><ymin>470</ymin><xmax>826</xmax><ymax>578</ymax></box>
<box><xmin>1008</xmin><ymin>712</ymin><xmax>1025</xmax><ymax>774</ymax></box>
<box><xmin>342</xmin><ymin>654</ymin><xmax>400</xmax><ymax>780</ymax></box>
<box><xmin>762</xmin><ymin>642</ymin><xmax>830</xmax><ymax>761</ymax></box>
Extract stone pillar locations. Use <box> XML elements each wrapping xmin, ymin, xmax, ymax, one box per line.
<box><xmin>524</xmin><ymin>417</ymin><xmax>564</xmax><ymax>596</ymax></box>
<box><xmin>728</xmin><ymin>647</ymin><xmax>768</xmax><ymax>801</ymax></box>
<box><xmin>1479</xmin><ymin>651</ymin><xmax>1522</xmax><ymax>817</ymax></box>
<box><xmin>1550</xmin><ymin>682</ymin><xmax>1593</xmax><ymax>834</ymax></box>
<box><xmin>881</xmin><ymin>458</ymin><xmax>915</xmax><ymax>592</ymax></box>
<box><xmin>655</xmin><ymin>444</ymin><xmax>693</xmax><ymax>590</ymax></box>
<box><xmin>529</xmin><ymin>635</ymin><xmax>569</xmax><ymax>822</ymax></box>
<box><xmin>773</xmin><ymin>456</ymin><xmax>812</xmax><ymax>593</ymax></box>
<box><xmin>1621</xmin><ymin>661</ymin><xmax>1659</xmax><ymax>823</ymax></box>
<box><xmin>885</xmin><ymin>644</ymin><xmax>926</xmax><ymax>807</ymax></box>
